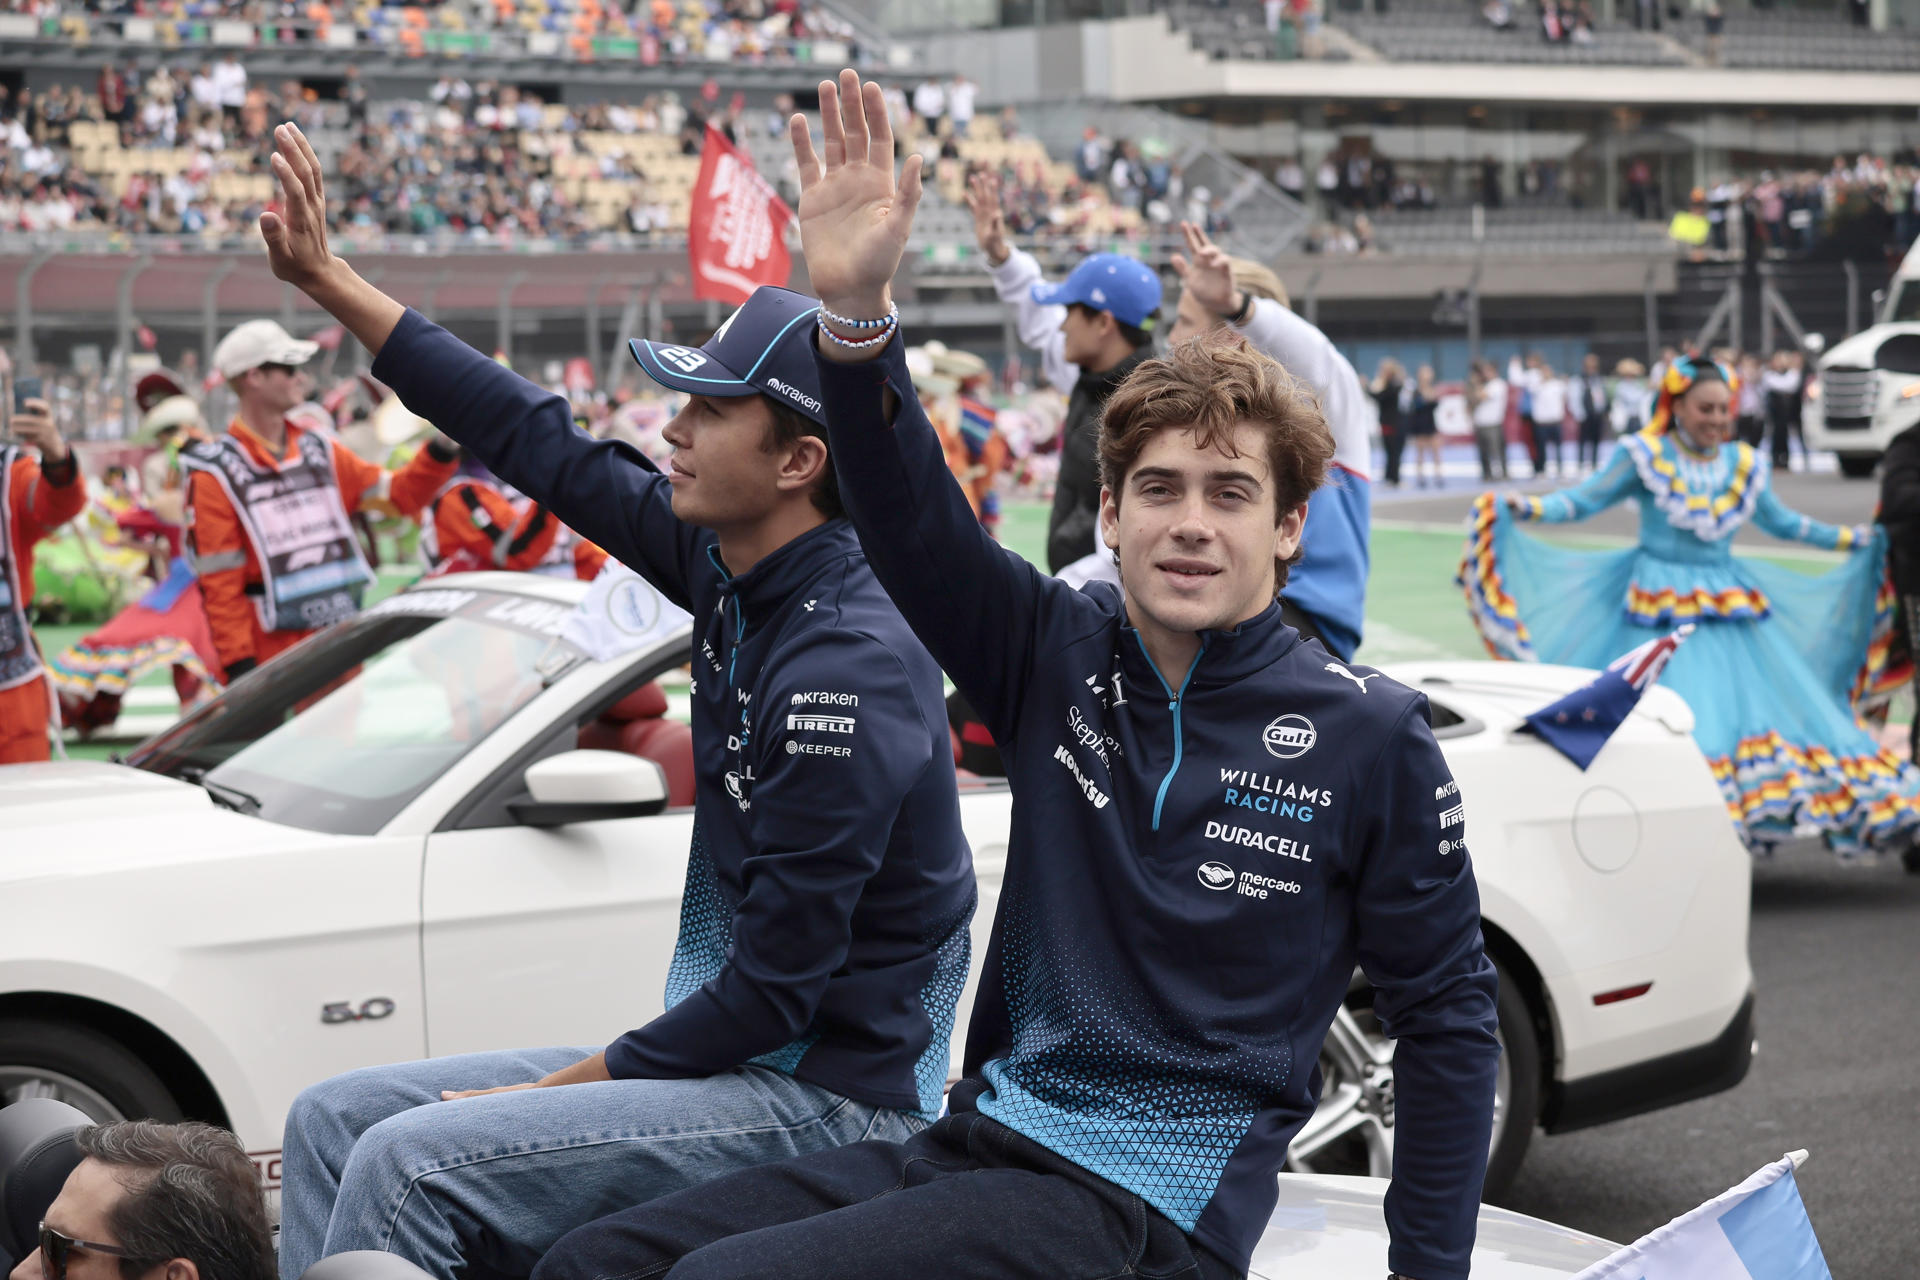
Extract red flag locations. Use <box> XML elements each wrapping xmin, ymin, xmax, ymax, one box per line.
<box><xmin>686</xmin><ymin>124</ymin><xmax>793</xmax><ymax>303</ymax></box>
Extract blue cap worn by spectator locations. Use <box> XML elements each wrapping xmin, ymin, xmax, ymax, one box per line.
<box><xmin>1029</xmin><ymin>253</ymin><xmax>1162</xmax><ymax>330</ymax></box>
<box><xmin>629</xmin><ymin>285</ymin><xmax>828</xmax><ymax>425</ymax></box>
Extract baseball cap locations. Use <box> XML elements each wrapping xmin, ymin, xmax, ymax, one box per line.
<box><xmin>628</xmin><ymin>286</ymin><xmax>827</xmax><ymax>427</ymax></box>
<box><xmin>1030</xmin><ymin>254</ymin><xmax>1162</xmax><ymax>330</ymax></box>
<box><xmin>213</xmin><ymin>319</ymin><xmax>319</xmax><ymax>380</ymax></box>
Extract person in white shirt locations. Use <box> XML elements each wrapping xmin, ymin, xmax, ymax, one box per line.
<box><xmin>190</xmin><ymin>61</ymin><xmax>220</xmax><ymax>114</ymax></box>
<box><xmin>1761</xmin><ymin>350</ymin><xmax>1804</xmax><ymax>470</ymax></box>
<box><xmin>212</xmin><ymin>52</ymin><xmax>247</xmax><ymax>123</ymax></box>
<box><xmin>1528</xmin><ymin>362</ymin><xmax>1568</xmax><ymax>478</ymax></box>
<box><xmin>1468</xmin><ymin>359</ymin><xmax>1509</xmax><ymax>481</ymax></box>
<box><xmin>911</xmin><ymin>79</ymin><xmax>945</xmax><ymax>130</ymax></box>
<box><xmin>947</xmin><ymin>75</ymin><xmax>975</xmax><ymax>138</ymax></box>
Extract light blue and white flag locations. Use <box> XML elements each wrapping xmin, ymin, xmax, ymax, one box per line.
<box><xmin>1571</xmin><ymin>1151</ymin><xmax>1832</xmax><ymax>1280</ymax></box>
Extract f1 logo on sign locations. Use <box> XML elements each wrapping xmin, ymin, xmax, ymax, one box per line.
<box><xmin>321</xmin><ymin>997</ymin><xmax>396</xmax><ymax>1025</ymax></box>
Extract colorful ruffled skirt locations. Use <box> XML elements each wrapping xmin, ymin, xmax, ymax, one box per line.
<box><xmin>1460</xmin><ymin>495</ymin><xmax>1919</xmax><ymax>857</ymax></box>
<box><xmin>48</xmin><ymin>558</ymin><xmax>221</xmax><ymax>735</ymax></box>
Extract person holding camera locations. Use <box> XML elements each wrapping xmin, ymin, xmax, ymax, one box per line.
<box><xmin>1</xmin><ymin>373</ymin><xmax>88</xmax><ymax>764</ymax></box>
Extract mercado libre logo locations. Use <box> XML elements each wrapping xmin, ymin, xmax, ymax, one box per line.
<box><xmin>1262</xmin><ymin>713</ymin><xmax>1316</xmax><ymax>760</ymax></box>
<box><xmin>1197</xmin><ymin>861</ymin><xmax>1236</xmax><ymax>891</ymax></box>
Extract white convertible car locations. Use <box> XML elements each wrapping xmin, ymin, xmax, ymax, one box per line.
<box><xmin>0</xmin><ymin>572</ymin><xmax>1753</xmax><ymax>1203</ymax></box>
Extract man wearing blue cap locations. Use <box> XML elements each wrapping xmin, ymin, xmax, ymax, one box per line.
<box><xmin>966</xmin><ymin>171</ymin><xmax>1161</xmax><ymax>571</ymax></box>
<box><xmin>254</xmin><ymin>122</ymin><xmax>976</xmax><ymax>1280</ymax></box>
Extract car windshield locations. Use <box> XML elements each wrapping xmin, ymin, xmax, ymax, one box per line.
<box><xmin>1890</xmin><ymin>281</ymin><xmax>1920</xmax><ymax>325</ymax></box>
<box><xmin>129</xmin><ymin>589</ymin><xmax>586</xmax><ymax>836</ymax></box>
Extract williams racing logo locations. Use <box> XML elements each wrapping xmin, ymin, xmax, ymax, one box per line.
<box><xmin>1262</xmin><ymin>713</ymin><xmax>1316</xmax><ymax>760</ymax></box>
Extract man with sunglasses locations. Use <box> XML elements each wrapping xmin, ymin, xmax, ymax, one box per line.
<box><xmin>183</xmin><ymin>318</ymin><xmax>458</xmax><ymax>683</ymax></box>
<box><xmin>10</xmin><ymin>1120</ymin><xmax>274</xmax><ymax>1280</ymax></box>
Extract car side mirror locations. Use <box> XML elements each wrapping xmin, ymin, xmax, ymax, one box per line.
<box><xmin>509</xmin><ymin>750</ymin><xmax>669</xmax><ymax>828</ymax></box>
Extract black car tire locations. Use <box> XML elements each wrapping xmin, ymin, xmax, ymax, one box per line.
<box><xmin>1483</xmin><ymin>958</ymin><xmax>1542</xmax><ymax>1203</ymax></box>
<box><xmin>0</xmin><ymin>1018</ymin><xmax>184</xmax><ymax>1123</ymax></box>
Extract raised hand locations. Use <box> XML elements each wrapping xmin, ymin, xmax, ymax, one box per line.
<box><xmin>9</xmin><ymin>398</ymin><xmax>66</xmax><ymax>463</ymax></box>
<box><xmin>1170</xmin><ymin>219</ymin><xmax>1240</xmax><ymax>317</ymax></box>
<box><xmin>966</xmin><ymin>170</ymin><xmax>1009</xmax><ymax>266</ymax></box>
<box><xmin>788</xmin><ymin>68</ymin><xmax>924</xmax><ymax>326</ymax></box>
<box><xmin>261</xmin><ymin>122</ymin><xmax>341</xmax><ymax>292</ymax></box>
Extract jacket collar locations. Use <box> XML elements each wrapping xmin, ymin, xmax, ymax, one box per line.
<box><xmin>704</xmin><ymin>518</ymin><xmax>856</xmax><ymax>626</ymax></box>
<box><xmin>1117</xmin><ymin>597</ymin><xmax>1301</xmax><ymax>695</ymax></box>
<box><xmin>1075</xmin><ymin>345</ymin><xmax>1153</xmax><ymax>401</ymax></box>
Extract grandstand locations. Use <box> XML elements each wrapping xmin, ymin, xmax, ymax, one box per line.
<box><xmin>1</xmin><ymin>0</ymin><xmax>1916</xmax><ymax>420</ymax></box>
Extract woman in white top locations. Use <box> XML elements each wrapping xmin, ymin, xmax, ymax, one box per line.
<box><xmin>1528</xmin><ymin>363</ymin><xmax>1569</xmax><ymax>478</ymax></box>
<box><xmin>1468</xmin><ymin>360</ymin><xmax>1508</xmax><ymax>481</ymax></box>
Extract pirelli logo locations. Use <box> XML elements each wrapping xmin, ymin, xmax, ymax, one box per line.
<box><xmin>788</xmin><ymin>713</ymin><xmax>856</xmax><ymax>734</ymax></box>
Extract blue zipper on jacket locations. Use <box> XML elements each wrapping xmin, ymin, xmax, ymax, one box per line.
<box><xmin>1133</xmin><ymin>632</ymin><xmax>1208</xmax><ymax>832</ymax></box>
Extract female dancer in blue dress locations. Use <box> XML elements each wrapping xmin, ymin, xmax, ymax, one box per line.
<box><xmin>1461</xmin><ymin>354</ymin><xmax>1918</xmax><ymax>857</ymax></box>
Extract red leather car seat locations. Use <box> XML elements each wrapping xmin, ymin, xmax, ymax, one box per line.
<box><xmin>576</xmin><ymin>681</ymin><xmax>695</xmax><ymax>807</ymax></box>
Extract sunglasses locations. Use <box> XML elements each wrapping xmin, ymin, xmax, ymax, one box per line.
<box><xmin>38</xmin><ymin>1221</ymin><xmax>141</xmax><ymax>1280</ymax></box>
<box><xmin>255</xmin><ymin>363</ymin><xmax>303</xmax><ymax>378</ymax></box>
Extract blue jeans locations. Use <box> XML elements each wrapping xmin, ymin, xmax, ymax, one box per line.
<box><xmin>278</xmin><ymin>1047</ymin><xmax>921</xmax><ymax>1280</ymax></box>
<box><xmin>531</xmin><ymin>1110</ymin><xmax>1242</xmax><ymax>1280</ymax></box>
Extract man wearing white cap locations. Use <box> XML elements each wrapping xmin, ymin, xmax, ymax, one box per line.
<box><xmin>183</xmin><ymin>318</ymin><xmax>457</xmax><ymax>680</ymax></box>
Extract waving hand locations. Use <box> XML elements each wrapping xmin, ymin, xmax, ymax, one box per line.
<box><xmin>789</xmin><ymin>68</ymin><xmax>924</xmax><ymax>337</ymax></box>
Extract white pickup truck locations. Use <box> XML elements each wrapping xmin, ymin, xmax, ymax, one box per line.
<box><xmin>1804</xmin><ymin>241</ymin><xmax>1920</xmax><ymax>476</ymax></box>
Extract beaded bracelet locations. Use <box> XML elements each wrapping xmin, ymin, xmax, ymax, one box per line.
<box><xmin>818</xmin><ymin>301</ymin><xmax>899</xmax><ymax>331</ymax></box>
<box><xmin>817</xmin><ymin>312</ymin><xmax>899</xmax><ymax>350</ymax></box>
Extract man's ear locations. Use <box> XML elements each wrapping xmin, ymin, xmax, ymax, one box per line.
<box><xmin>1099</xmin><ymin>484</ymin><xmax>1121</xmax><ymax>552</ymax></box>
<box><xmin>1275</xmin><ymin>498</ymin><xmax>1308</xmax><ymax>561</ymax></box>
<box><xmin>150</xmin><ymin>1258</ymin><xmax>199</xmax><ymax>1280</ymax></box>
<box><xmin>776</xmin><ymin>433</ymin><xmax>830</xmax><ymax>496</ymax></box>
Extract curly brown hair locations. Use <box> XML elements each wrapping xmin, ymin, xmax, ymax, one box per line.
<box><xmin>1099</xmin><ymin>335</ymin><xmax>1334</xmax><ymax>589</ymax></box>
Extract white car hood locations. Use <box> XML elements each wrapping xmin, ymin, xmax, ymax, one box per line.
<box><xmin>0</xmin><ymin>761</ymin><xmax>322</xmax><ymax>881</ymax></box>
<box><xmin>1387</xmin><ymin>660</ymin><xmax>1695</xmax><ymax>735</ymax></box>
<box><xmin>1821</xmin><ymin>323</ymin><xmax>1920</xmax><ymax>368</ymax></box>
<box><xmin>1249</xmin><ymin>1175</ymin><xmax>1614</xmax><ymax>1278</ymax></box>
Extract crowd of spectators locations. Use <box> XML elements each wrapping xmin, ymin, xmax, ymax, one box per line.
<box><xmin>1476</xmin><ymin>0</ymin><xmax>1603</xmax><ymax>44</ymax></box>
<box><xmin>0</xmin><ymin>0</ymin><xmax>863</xmax><ymax>66</ymax></box>
<box><xmin>1669</xmin><ymin>152</ymin><xmax>1920</xmax><ymax>262</ymax></box>
<box><xmin>0</xmin><ymin>56</ymin><xmax>781</xmax><ymax>241</ymax></box>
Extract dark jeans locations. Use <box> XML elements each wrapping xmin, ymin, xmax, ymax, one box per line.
<box><xmin>1577</xmin><ymin>413</ymin><xmax>1607</xmax><ymax>468</ymax></box>
<box><xmin>1767</xmin><ymin>395</ymin><xmax>1801</xmax><ymax>468</ymax></box>
<box><xmin>530</xmin><ymin>1110</ymin><xmax>1242</xmax><ymax>1280</ymax></box>
<box><xmin>1381</xmin><ymin>426</ymin><xmax>1406</xmax><ymax>484</ymax></box>
<box><xmin>1532</xmin><ymin>421</ymin><xmax>1563</xmax><ymax>475</ymax></box>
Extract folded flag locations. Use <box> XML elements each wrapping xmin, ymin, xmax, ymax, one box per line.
<box><xmin>1520</xmin><ymin>624</ymin><xmax>1693</xmax><ymax>770</ymax></box>
<box><xmin>561</xmin><ymin>560</ymin><xmax>692</xmax><ymax>664</ymax></box>
<box><xmin>1570</xmin><ymin>1151</ymin><xmax>1831</xmax><ymax>1280</ymax></box>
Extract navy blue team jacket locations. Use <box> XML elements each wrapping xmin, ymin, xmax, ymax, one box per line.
<box><xmin>373</xmin><ymin>310</ymin><xmax>976</xmax><ymax>1120</ymax></box>
<box><xmin>812</xmin><ymin>336</ymin><xmax>1501</xmax><ymax>1279</ymax></box>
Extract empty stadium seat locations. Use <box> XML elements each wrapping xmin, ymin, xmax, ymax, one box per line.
<box><xmin>575</xmin><ymin>681</ymin><xmax>695</xmax><ymax>807</ymax></box>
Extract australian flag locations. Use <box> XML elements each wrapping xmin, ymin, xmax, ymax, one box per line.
<box><xmin>1520</xmin><ymin>625</ymin><xmax>1694</xmax><ymax>770</ymax></box>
